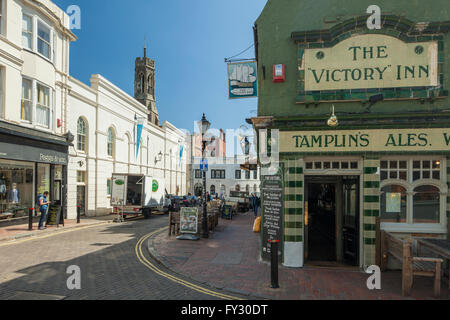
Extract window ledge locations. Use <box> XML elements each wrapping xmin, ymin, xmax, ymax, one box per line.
<box><xmin>381</xmin><ymin>223</ymin><xmax>447</xmax><ymax>234</ymax></box>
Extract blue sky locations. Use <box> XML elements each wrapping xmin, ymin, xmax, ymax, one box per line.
<box><xmin>54</xmin><ymin>0</ymin><xmax>267</xmax><ymax>133</ymax></box>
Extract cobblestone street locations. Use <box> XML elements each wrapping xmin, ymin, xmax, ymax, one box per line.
<box><xmin>0</xmin><ymin>215</ymin><xmax>242</xmax><ymax>300</ymax></box>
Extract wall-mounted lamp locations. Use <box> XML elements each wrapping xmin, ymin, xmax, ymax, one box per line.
<box><xmin>327</xmin><ymin>105</ymin><xmax>338</xmax><ymax>127</ymax></box>
<box><xmin>155</xmin><ymin>151</ymin><xmax>163</xmax><ymax>164</ymax></box>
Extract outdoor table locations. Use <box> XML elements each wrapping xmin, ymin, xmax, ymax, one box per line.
<box><xmin>417</xmin><ymin>238</ymin><xmax>450</xmax><ymax>289</ymax></box>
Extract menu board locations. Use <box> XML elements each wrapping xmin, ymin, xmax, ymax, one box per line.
<box><xmin>180</xmin><ymin>207</ymin><xmax>199</xmax><ymax>234</ymax></box>
<box><xmin>261</xmin><ymin>174</ymin><xmax>283</xmax><ymax>262</ymax></box>
<box><xmin>222</xmin><ymin>205</ymin><xmax>233</xmax><ymax>220</ymax></box>
<box><xmin>46</xmin><ymin>205</ymin><xmax>63</xmax><ymax>226</ymax></box>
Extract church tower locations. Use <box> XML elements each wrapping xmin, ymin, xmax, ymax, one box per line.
<box><xmin>134</xmin><ymin>46</ymin><xmax>159</xmax><ymax>125</ymax></box>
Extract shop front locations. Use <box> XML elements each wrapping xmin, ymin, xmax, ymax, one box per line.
<box><xmin>0</xmin><ymin>121</ymin><xmax>69</xmax><ymax>223</ymax></box>
<box><xmin>252</xmin><ymin>1</ymin><xmax>450</xmax><ymax>269</ymax></box>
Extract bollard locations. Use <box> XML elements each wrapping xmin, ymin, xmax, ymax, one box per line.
<box><xmin>28</xmin><ymin>208</ymin><xmax>34</xmax><ymax>231</ymax></box>
<box><xmin>77</xmin><ymin>205</ymin><xmax>81</xmax><ymax>224</ymax></box>
<box><xmin>269</xmin><ymin>239</ymin><xmax>280</xmax><ymax>289</ymax></box>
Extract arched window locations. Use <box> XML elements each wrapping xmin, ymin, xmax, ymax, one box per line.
<box><xmin>235</xmin><ymin>185</ymin><xmax>240</xmax><ymax>192</ymax></box>
<box><xmin>380</xmin><ymin>185</ymin><xmax>407</xmax><ymax>223</ymax></box>
<box><xmin>246</xmin><ymin>185</ymin><xmax>250</xmax><ymax>194</ymax></box>
<box><xmin>77</xmin><ymin>117</ymin><xmax>87</xmax><ymax>152</ymax></box>
<box><xmin>107</xmin><ymin>127</ymin><xmax>115</xmax><ymax>157</ymax></box>
<box><xmin>139</xmin><ymin>73</ymin><xmax>144</xmax><ymax>93</ymax></box>
<box><xmin>413</xmin><ymin>185</ymin><xmax>440</xmax><ymax>224</ymax></box>
<box><xmin>147</xmin><ymin>75</ymin><xmax>152</xmax><ymax>94</ymax></box>
<box><xmin>253</xmin><ymin>184</ymin><xmax>257</xmax><ymax>193</ymax></box>
<box><xmin>210</xmin><ymin>185</ymin><xmax>216</xmax><ymax>195</ymax></box>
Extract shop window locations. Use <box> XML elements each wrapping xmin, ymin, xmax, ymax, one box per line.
<box><xmin>36</xmin><ymin>83</ymin><xmax>50</xmax><ymax>128</ymax></box>
<box><xmin>107</xmin><ymin>127</ymin><xmax>115</xmax><ymax>157</ymax></box>
<box><xmin>380</xmin><ymin>185</ymin><xmax>407</xmax><ymax>223</ymax></box>
<box><xmin>210</xmin><ymin>185</ymin><xmax>215</xmax><ymax>195</ymax></box>
<box><xmin>413</xmin><ymin>185</ymin><xmax>440</xmax><ymax>224</ymax></box>
<box><xmin>37</xmin><ymin>21</ymin><xmax>51</xmax><ymax>59</ymax></box>
<box><xmin>21</xmin><ymin>78</ymin><xmax>33</xmax><ymax>122</ymax></box>
<box><xmin>0</xmin><ymin>160</ymin><xmax>34</xmax><ymax>219</ymax></box>
<box><xmin>77</xmin><ymin>117</ymin><xmax>87</xmax><ymax>152</ymax></box>
<box><xmin>37</xmin><ymin>163</ymin><xmax>50</xmax><ymax>196</ymax></box>
<box><xmin>22</xmin><ymin>14</ymin><xmax>33</xmax><ymax>50</ymax></box>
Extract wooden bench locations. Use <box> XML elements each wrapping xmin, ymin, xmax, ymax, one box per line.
<box><xmin>381</xmin><ymin>231</ymin><xmax>443</xmax><ymax>297</ymax></box>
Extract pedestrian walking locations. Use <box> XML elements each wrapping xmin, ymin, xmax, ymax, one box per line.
<box><xmin>251</xmin><ymin>193</ymin><xmax>259</xmax><ymax>218</ymax></box>
<box><xmin>37</xmin><ymin>191</ymin><xmax>50</xmax><ymax>230</ymax></box>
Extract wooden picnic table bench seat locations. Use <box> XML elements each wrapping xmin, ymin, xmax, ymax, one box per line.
<box><xmin>381</xmin><ymin>230</ymin><xmax>443</xmax><ymax>298</ymax></box>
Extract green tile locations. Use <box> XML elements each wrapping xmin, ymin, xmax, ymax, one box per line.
<box><xmin>364</xmin><ymin>181</ymin><xmax>380</xmax><ymax>188</ymax></box>
<box><xmin>364</xmin><ymin>196</ymin><xmax>379</xmax><ymax>203</ymax></box>
<box><xmin>284</xmin><ymin>235</ymin><xmax>303</xmax><ymax>242</ymax></box>
<box><xmin>364</xmin><ymin>238</ymin><xmax>376</xmax><ymax>245</ymax></box>
<box><xmin>285</xmin><ymin>222</ymin><xmax>303</xmax><ymax>229</ymax></box>
<box><xmin>364</xmin><ymin>167</ymin><xmax>378</xmax><ymax>174</ymax></box>
<box><xmin>364</xmin><ymin>210</ymin><xmax>380</xmax><ymax>217</ymax></box>
<box><xmin>364</xmin><ymin>224</ymin><xmax>376</xmax><ymax>231</ymax></box>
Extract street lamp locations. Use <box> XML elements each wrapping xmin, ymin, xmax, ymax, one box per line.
<box><xmin>198</xmin><ymin>113</ymin><xmax>211</xmax><ymax>239</ymax></box>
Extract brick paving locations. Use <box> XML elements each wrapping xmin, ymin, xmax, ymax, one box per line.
<box><xmin>0</xmin><ymin>215</ymin><xmax>114</xmax><ymax>243</ymax></box>
<box><xmin>0</xmin><ymin>215</ymin><xmax>234</xmax><ymax>300</ymax></box>
<box><xmin>150</xmin><ymin>211</ymin><xmax>450</xmax><ymax>300</ymax></box>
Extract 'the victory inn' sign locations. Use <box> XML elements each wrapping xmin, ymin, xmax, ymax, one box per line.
<box><xmin>302</xmin><ymin>34</ymin><xmax>438</xmax><ymax>91</ymax></box>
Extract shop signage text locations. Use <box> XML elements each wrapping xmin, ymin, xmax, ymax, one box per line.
<box><xmin>280</xmin><ymin>128</ymin><xmax>450</xmax><ymax>153</ymax></box>
<box><xmin>303</xmin><ymin>34</ymin><xmax>438</xmax><ymax>91</ymax></box>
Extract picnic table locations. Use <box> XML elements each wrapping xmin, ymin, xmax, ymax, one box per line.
<box><xmin>417</xmin><ymin>238</ymin><xmax>450</xmax><ymax>289</ymax></box>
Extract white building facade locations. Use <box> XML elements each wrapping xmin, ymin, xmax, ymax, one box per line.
<box><xmin>0</xmin><ymin>0</ymin><xmax>188</xmax><ymax>220</ymax></box>
<box><xmin>67</xmin><ymin>74</ymin><xmax>187</xmax><ymax>218</ymax></box>
<box><xmin>192</xmin><ymin>157</ymin><xmax>260</xmax><ymax>198</ymax></box>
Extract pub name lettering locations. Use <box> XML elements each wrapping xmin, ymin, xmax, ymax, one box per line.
<box><xmin>309</xmin><ymin>45</ymin><xmax>430</xmax><ymax>84</ymax></box>
<box><xmin>293</xmin><ymin>133</ymin><xmax>450</xmax><ymax>149</ymax></box>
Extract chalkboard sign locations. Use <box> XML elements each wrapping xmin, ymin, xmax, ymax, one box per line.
<box><xmin>46</xmin><ymin>205</ymin><xmax>63</xmax><ymax>227</ymax></box>
<box><xmin>222</xmin><ymin>205</ymin><xmax>233</xmax><ymax>220</ymax></box>
<box><xmin>261</xmin><ymin>174</ymin><xmax>283</xmax><ymax>262</ymax></box>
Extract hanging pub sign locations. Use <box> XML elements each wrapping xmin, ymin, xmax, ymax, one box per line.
<box><xmin>228</xmin><ymin>61</ymin><xmax>258</xmax><ymax>99</ymax></box>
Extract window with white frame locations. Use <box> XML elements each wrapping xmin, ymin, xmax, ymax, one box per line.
<box><xmin>37</xmin><ymin>21</ymin><xmax>51</xmax><ymax>59</ymax></box>
<box><xmin>107</xmin><ymin>127</ymin><xmax>115</xmax><ymax>157</ymax></box>
<box><xmin>36</xmin><ymin>83</ymin><xmax>50</xmax><ymax>127</ymax></box>
<box><xmin>0</xmin><ymin>0</ymin><xmax>3</xmax><ymax>35</ymax></box>
<box><xmin>22</xmin><ymin>14</ymin><xmax>33</xmax><ymax>50</ymax></box>
<box><xmin>77</xmin><ymin>117</ymin><xmax>87</xmax><ymax>152</ymax></box>
<box><xmin>107</xmin><ymin>179</ymin><xmax>112</xmax><ymax>196</ymax></box>
<box><xmin>21</xmin><ymin>78</ymin><xmax>33</xmax><ymax>122</ymax></box>
<box><xmin>380</xmin><ymin>158</ymin><xmax>446</xmax><ymax>226</ymax></box>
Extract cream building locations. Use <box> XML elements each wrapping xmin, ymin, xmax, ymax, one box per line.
<box><xmin>0</xmin><ymin>0</ymin><xmax>187</xmax><ymax>221</ymax></box>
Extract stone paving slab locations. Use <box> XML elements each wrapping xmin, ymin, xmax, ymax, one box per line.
<box><xmin>149</xmin><ymin>211</ymin><xmax>450</xmax><ymax>300</ymax></box>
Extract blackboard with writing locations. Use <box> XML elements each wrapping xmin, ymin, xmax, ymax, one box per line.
<box><xmin>261</xmin><ymin>174</ymin><xmax>283</xmax><ymax>262</ymax></box>
<box><xmin>46</xmin><ymin>205</ymin><xmax>63</xmax><ymax>226</ymax></box>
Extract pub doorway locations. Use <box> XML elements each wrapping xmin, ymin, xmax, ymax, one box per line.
<box><xmin>305</xmin><ymin>176</ymin><xmax>360</xmax><ymax>267</ymax></box>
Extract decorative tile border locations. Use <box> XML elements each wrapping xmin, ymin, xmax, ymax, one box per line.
<box><xmin>283</xmin><ymin>158</ymin><xmax>304</xmax><ymax>244</ymax></box>
<box><xmin>293</xmin><ymin>15</ymin><xmax>449</xmax><ymax>104</ymax></box>
<box><xmin>363</xmin><ymin>158</ymin><xmax>380</xmax><ymax>266</ymax></box>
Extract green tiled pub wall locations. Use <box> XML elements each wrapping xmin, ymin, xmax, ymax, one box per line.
<box><xmin>363</xmin><ymin>158</ymin><xmax>381</xmax><ymax>267</ymax></box>
<box><xmin>283</xmin><ymin>159</ymin><xmax>304</xmax><ymax>244</ymax></box>
<box><xmin>447</xmin><ymin>158</ymin><xmax>450</xmax><ymax>234</ymax></box>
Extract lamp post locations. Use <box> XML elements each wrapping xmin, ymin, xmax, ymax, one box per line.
<box><xmin>198</xmin><ymin>113</ymin><xmax>211</xmax><ymax>239</ymax></box>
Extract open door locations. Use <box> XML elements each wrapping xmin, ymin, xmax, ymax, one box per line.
<box><xmin>342</xmin><ymin>177</ymin><xmax>359</xmax><ymax>266</ymax></box>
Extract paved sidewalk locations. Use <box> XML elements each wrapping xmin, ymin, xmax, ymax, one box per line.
<box><xmin>149</xmin><ymin>211</ymin><xmax>450</xmax><ymax>300</ymax></box>
<box><xmin>0</xmin><ymin>215</ymin><xmax>114</xmax><ymax>243</ymax></box>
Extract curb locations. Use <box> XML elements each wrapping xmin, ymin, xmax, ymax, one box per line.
<box><xmin>0</xmin><ymin>220</ymin><xmax>113</xmax><ymax>244</ymax></box>
<box><xmin>146</xmin><ymin>227</ymin><xmax>272</xmax><ymax>300</ymax></box>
